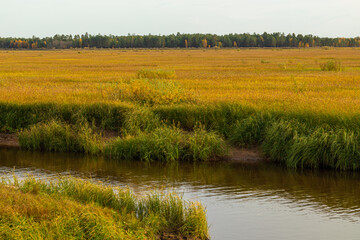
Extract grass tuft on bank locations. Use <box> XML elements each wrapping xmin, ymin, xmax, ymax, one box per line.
<box><xmin>0</xmin><ymin>177</ymin><xmax>209</xmax><ymax>239</ymax></box>
<box><xmin>105</xmin><ymin>126</ymin><xmax>228</xmax><ymax>162</ymax></box>
<box><xmin>19</xmin><ymin>120</ymin><xmax>103</xmax><ymax>154</ymax></box>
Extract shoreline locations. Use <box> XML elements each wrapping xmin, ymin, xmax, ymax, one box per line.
<box><xmin>0</xmin><ymin>132</ymin><xmax>265</xmax><ymax>163</ymax></box>
<box><xmin>0</xmin><ymin>177</ymin><xmax>209</xmax><ymax>239</ymax></box>
<box><xmin>0</xmin><ymin>133</ymin><xmax>20</xmax><ymax>148</ymax></box>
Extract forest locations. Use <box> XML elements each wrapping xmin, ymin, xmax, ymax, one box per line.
<box><xmin>1</xmin><ymin>32</ymin><xmax>359</xmax><ymax>49</ymax></box>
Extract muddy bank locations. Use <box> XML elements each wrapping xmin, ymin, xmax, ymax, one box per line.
<box><xmin>227</xmin><ymin>147</ymin><xmax>264</xmax><ymax>163</ymax></box>
<box><xmin>0</xmin><ymin>133</ymin><xmax>19</xmax><ymax>148</ymax></box>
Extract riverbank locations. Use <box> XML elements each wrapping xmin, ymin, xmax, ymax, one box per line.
<box><xmin>2</xmin><ymin>148</ymin><xmax>360</xmax><ymax>239</ymax></box>
<box><xmin>0</xmin><ymin>132</ymin><xmax>264</xmax><ymax>164</ymax></box>
<box><xmin>1</xmin><ymin>102</ymin><xmax>360</xmax><ymax>169</ymax></box>
<box><xmin>0</xmin><ymin>133</ymin><xmax>19</xmax><ymax>148</ymax></box>
<box><xmin>0</xmin><ymin>177</ymin><xmax>209</xmax><ymax>239</ymax></box>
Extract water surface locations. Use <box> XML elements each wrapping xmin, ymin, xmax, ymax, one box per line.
<box><xmin>1</xmin><ymin>148</ymin><xmax>360</xmax><ymax>240</ymax></box>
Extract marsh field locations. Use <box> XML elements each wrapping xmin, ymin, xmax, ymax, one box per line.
<box><xmin>2</xmin><ymin>48</ymin><xmax>360</xmax><ymax>168</ymax></box>
<box><xmin>1</xmin><ymin>48</ymin><xmax>360</xmax><ymax>112</ymax></box>
<box><xmin>1</xmin><ymin>48</ymin><xmax>360</xmax><ymax>239</ymax></box>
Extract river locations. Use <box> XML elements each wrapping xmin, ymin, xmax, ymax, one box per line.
<box><xmin>1</xmin><ymin>147</ymin><xmax>360</xmax><ymax>240</ymax></box>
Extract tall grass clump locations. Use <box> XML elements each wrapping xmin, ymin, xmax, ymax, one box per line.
<box><xmin>330</xmin><ymin>129</ymin><xmax>360</xmax><ymax>170</ymax></box>
<box><xmin>110</xmin><ymin>78</ymin><xmax>192</xmax><ymax>105</ymax></box>
<box><xmin>261</xmin><ymin>120</ymin><xmax>308</xmax><ymax>163</ymax></box>
<box><xmin>18</xmin><ymin>120</ymin><xmax>103</xmax><ymax>154</ymax></box>
<box><xmin>122</xmin><ymin>107</ymin><xmax>161</xmax><ymax>135</ymax></box>
<box><xmin>320</xmin><ymin>60</ymin><xmax>342</xmax><ymax>71</ymax></box>
<box><xmin>187</xmin><ymin>126</ymin><xmax>229</xmax><ymax>161</ymax></box>
<box><xmin>106</xmin><ymin>127</ymin><xmax>185</xmax><ymax>162</ymax></box>
<box><xmin>137</xmin><ymin>69</ymin><xmax>176</xmax><ymax>79</ymax></box>
<box><xmin>287</xmin><ymin>128</ymin><xmax>360</xmax><ymax>170</ymax></box>
<box><xmin>260</xmin><ymin>119</ymin><xmax>360</xmax><ymax>170</ymax></box>
<box><xmin>138</xmin><ymin>192</ymin><xmax>208</xmax><ymax>238</ymax></box>
<box><xmin>18</xmin><ymin>120</ymin><xmax>78</xmax><ymax>152</ymax></box>
<box><xmin>74</xmin><ymin>119</ymin><xmax>104</xmax><ymax>154</ymax></box>
<box><xmin>1</xmin><ymin>177</ymin><xmax>209</xmax><ymax>239</ymax></box>
<box><xmin>287</xmin><ymin>127</ymin><xmax>335</xmax><ymax>169</ymax></box>
<box><xmin>229</xmin><ymin>112</ymin><xmax>274</xmax><ymax>146</ymax></box>
<box><xmin>105</xmin><ymin>126</ymin><xmax>228</xmax><ymax>162</ymax></box>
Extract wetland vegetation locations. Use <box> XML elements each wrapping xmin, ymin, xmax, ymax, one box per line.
<box><xmin>0</xmin><ymin>176</ymin><xmax>208</xmax><ymax>239</ymax></box>
<box><xmin>1</xmin><ymin>48</ymin><xmax>360</xmax><ymax>169</ymax></box>
<box><xmin>1</xmin><ymin>47</ymin><xmax>360</xmax><ymax>238</ymax></box>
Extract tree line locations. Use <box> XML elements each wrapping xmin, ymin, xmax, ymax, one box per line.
<box><xmin>1</xmin><ymin>32</ymin><xmax>359</xmax><ymax>49</ymax></box>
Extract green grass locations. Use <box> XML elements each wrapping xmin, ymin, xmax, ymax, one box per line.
<box><xmin>261</xmin><ymin>120</ymin><xmax>360</xmax><ymax>170</ymax></box>
<box><xmin>3</xmin><ymin>101</ymin><xmax>360</xmax><ymax>169</ymax></box>
<box><xmin>0</xmin><ymin>102</ymin><xmax>133</xmax><ymax>133</ymax></box>
<box><xmin>122</xmin><ymin>107</ymin><xmax>161</xmax><ymax>135</ymax></box>
<box><xmin>19</xmin><ymin>120</ymin><xmax>103</xmax><ymax>154</ymax></box>
<box><xmin>0</xmin><ymin>177</ymin><xmax>209</xmax><ymax>239</ymax></box>
<box><xmin>229</xmin><ymin>112</ymin><xmax>273</xmax><ymax>146</ymax></box>
<box><xmin>105</xmin><ymin>126</ymin><xmax>228</xmax><ymax>162</ymax></box>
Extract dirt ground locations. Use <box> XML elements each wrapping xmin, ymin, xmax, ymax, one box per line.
<box><xmin>227</xmin><ymin>147</ymin><xmax>264</xmax><ymax>163</ymax></box>
<box><xmin>0</xmin><ymin>133</ymin><xmax>20</xmax><ymax>148</ymax></box>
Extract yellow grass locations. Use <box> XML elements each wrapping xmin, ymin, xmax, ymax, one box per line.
<box><xmin>1</xmin><ymin>48</ymin><xmax>360</xmax><ymax>114</ymax></box>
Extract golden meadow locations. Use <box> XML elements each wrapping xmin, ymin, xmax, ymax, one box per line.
<box><xmin>1</xmin><ymin>48</ymin><xmax>360</xmax><ymax>113</ymax></box>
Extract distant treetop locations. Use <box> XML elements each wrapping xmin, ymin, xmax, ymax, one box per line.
<box><xmin>1</xmin><ymin>32</ymin><xmax>359</xmax><ymax>49</ymax></box>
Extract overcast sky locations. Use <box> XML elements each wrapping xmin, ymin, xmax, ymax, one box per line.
<box><xmin>1</xmin><ymin>0</ymin><xmax>359</xmax><ymax>38</ymax></box>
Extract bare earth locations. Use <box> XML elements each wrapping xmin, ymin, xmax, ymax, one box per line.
<box><xmin>0</xmin><ymin>133</ymin><xmax>20</xmax><ymax>148</ymax></box>
<box><xmin>228</xmin><ymin>147</ymin><xmax>264</xmax><ymax>163</ymax></box>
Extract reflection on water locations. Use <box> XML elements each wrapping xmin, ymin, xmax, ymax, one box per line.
<box><xmin>1</xmin><ymin>148</ymin><xmax>360</xmax><ymax>239</ymax></box>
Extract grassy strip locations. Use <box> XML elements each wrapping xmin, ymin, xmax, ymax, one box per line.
<box><xmin>3</xmin><ymin>102</ymin><xmax>360</xmax><ymax>169</ymax></box>
<box><xmin>105</xmin><ymin>126</ymin><xmax>228</xmax><ymax>162</ymax></box>
<box><xmin>231</xmin><ymin>117</ymin><xmax>360</xmax><ymax>170</ymax></box>
<box><xmin>3</xmin><ymin>102</ymin><xmax>360</xmax><ymax>133</ymax></box>
<box><xmin>0</xmin><ymin>102</ymin><xmax>133</xmax><ymax>133</ymax></box>
<box><xmin>0</xmin><ymin>177</ymin><xmax>209</xmax><ymax>239</ymax></box>
<box><xmin>18</xmin><ymin>120</ymin><xmax>103</xmax><ymax>154</ymax></box>
<box><xmin>18</xmin><ymin>119</ymin><xmax>228</xmax><ymax>162</ymax></box>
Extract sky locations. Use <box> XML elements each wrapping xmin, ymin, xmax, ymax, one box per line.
<box><xmin>1</xmin><ymin>0</ymin><xmax>359</xmax><ymax>38</ymax></box>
